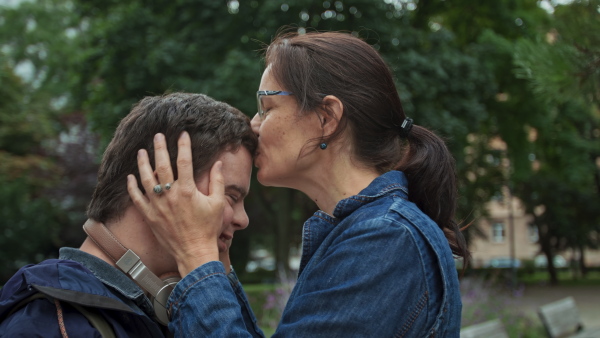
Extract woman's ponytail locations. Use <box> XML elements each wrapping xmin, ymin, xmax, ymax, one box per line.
<box><xmin>398</xmin><ymin>125</ymin><xmax>470</xmax><ymax>262</ymax></box>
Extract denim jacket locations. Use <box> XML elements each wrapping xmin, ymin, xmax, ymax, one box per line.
<box><xmin>0</xmin><ymin>248</ymin><xmax>167</xmax><ymax>337</ymax></box>
<box><xmin>168</xmin><ymin>171</ymin><xmax>461</xmax><ymax>337</ymax></box>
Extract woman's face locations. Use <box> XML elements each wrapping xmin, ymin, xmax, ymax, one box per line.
<box><xmin>251</xmin><ymin>66</ymin><xmax>323</xmax><ymax>188</ymax></box>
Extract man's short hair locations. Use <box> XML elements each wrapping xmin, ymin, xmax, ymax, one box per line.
<box><xmin>87</xmin><ymin>92</ymin><xmax>257</xmax><ymax>224</ymax></box>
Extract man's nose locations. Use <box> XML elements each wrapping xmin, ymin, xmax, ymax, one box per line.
<box><xmin>234</xmin><ymin>207</ymin><xmax>250</xmax><ymax>230</ymax></box>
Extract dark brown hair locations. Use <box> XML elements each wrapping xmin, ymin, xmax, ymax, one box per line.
<box><xmin>87</xmin><ymin>92</ymin><xmax>257</xmax><ymax>224</ymax></box>
<box><xmin>266</xmin><ymin>31</ymin><xmax>469</xmax><ymax>262</ymax></box>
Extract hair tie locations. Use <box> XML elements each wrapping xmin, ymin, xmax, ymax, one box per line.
<box><xmin>399</xmin><ymin>117</ymin><xmax>413</xmax><ymax>138</ymax></box>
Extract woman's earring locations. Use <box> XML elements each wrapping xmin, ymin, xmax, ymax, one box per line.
<box><xmin>320</xmin><ymin>142</ymin><xmax>328</xmax><ymax>150</ymax></box>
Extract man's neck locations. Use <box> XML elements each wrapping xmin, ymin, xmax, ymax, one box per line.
<box><xmin>79</xmin><ymin>236</ymin><xmax>116</xmax><ymax>267</ymax></box>
<box><xmin>79</xmin><ymin>207</ymin><xmax>177</xmax><ymax>277</ymax></box>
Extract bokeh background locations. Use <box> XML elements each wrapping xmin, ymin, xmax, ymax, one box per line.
<box><xmin>1</xmin><ymin>0</ymin><xmax>599</xmax><ymax>336</ymax></box>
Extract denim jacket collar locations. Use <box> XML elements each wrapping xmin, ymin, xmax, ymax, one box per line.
<box><xmin>300</xmin><ymin>171</ymin><xmax>409</xmax><ymax>274</ymax></box>
<box><xmin>332</xmin><ymin>170</ymin><xmax>409</xmax><ymax>220</ymax></box>
<box><xmin>59</xmin><ymin>247</ymin><xmax>155</xmax><ymax>317</ymax></box>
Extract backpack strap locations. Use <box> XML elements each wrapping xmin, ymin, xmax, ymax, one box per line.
<box><xmin>6</xmin><ymin>292</ymin><xmax>46</xmax><ymax>318</ymax></box>
<box><xmin>4</xmin><ymin>292</ymin><xmax>116</xmax><ymax>338</ymax></box>
<box><xmin>68</xmin><ymin>302</ymin><xmax>116</xmax><ymax>338</ymax></box>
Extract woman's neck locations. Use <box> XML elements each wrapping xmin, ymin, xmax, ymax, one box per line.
<box><xmin>293</xmin><ymin>154</ymin><xmax>380</xmax><ymax>216</ymax></box>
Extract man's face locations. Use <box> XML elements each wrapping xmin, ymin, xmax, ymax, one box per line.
<box><xmin>195</xmin><ymin>147</ymin><xmax>253</xmax><ymax>252</ymax></box>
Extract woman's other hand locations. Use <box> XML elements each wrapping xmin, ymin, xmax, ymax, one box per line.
<box><xmin>127</xmin><ymin>132</ymin><xmax>223</xmax><ymax>276</ymax></box>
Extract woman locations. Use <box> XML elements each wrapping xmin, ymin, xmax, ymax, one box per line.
<box><xmin>128</xmin><ymin>31</ymin><xmax>468</xmax><ymax>337</ymax></box>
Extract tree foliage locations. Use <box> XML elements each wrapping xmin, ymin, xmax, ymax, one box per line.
<box><xmin>512</xmin><ymin>0</ymin><xmax>600</xmax><ymax>282</ymax></box>
<box><xmin>1</xmin><ymin>0</ymin><xmax>598</xmax><ymax>284</ymax></box>
<box><xmin>0</xmin><ymin>0</ymin><xmax>98</xmax><ymax>282</ymax></box>
<box><xmin>0</xmin><ymin>57</ymin><xmax>63</xmax><ymax>281</ymax></box>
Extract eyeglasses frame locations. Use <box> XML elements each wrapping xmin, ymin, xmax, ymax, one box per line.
<box><xmin>256</xmin><ymin>90</ymin><xmax>294</xmax><ymax>118</ymax></box>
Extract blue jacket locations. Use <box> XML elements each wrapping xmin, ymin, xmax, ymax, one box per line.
<box><xmin>0</xmin><ymin>248</ymin><xmax>167</xmax><ymax>337</ymax></box>
<box><xmin>167</xmin><ymin>171</ymin><xmax>462</xmax><ymax>337</ymax></box>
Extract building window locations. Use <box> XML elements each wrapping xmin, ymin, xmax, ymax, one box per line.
<box><xmin>528</xmin><ymin>223</ymin><xmax>539</xmax><ymax>243</ymax></box>
<box><xmin>492</xmin><ymin>222</ymin><xmax>505</xmax><ymax>243</ymax></box>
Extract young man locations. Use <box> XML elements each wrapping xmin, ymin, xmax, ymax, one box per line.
<box><xmin>0</xmin><ymin>93</ymin><xmax>257</xmax><ymax>336</ymax></box>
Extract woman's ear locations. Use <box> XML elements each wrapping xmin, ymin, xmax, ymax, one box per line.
<box><xmin>320</xmin><ymin>95</ymin><xmax>344</xmax><ymax>136</ymax></box>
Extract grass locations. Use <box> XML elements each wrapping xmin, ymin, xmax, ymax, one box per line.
<box><xmin>461</xmin><ymin>277</ymin><xmax>547</xmax><ymax>337</ymax></box>
<box><xmin>244</xmin><ymin>284</ymin><xmax>277</xmax><ymax>293</ymax></box>
<box><xmin>519</xmin><ymin>270</ymin><xmax>600</xmax><ymax>286</ymax></box>
<box><xmin>244</xmin><ymin>283</ymin><xmax>287</xmax><ymax>337</ymax></box>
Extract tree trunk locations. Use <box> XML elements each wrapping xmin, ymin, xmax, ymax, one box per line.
<box><xmin>544</xmin><ymin>249</ymin><xmax>558</xmax><ymax>285</ymax></box>
<box><xmin>229</xmin><ymin>227</ymin><xmax>251</xmax><ymax>276</ymax></box>
<box><xmin>579</xmin><ymin>245</ymin><xmax>588</xmax><ymax>277</ymax></box>
<box><xmin>274</xmin><ymin>189</ymin><xmax>293</xmax><ymax>275</ymax></box>
<box><xmin>538</xmin><ymin>223</ymin><xmax>559</xmax><ymax>285</ymax></box>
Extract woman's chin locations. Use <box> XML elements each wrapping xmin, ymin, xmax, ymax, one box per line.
<box><xmin>257</xmin><ymin>171</ymin><xmax>295</xmax><ymax>189</ymax></box>
<box><xmin>256</xmin><ymin>168</ymin><xmax>273</xmax><ymax>186</ymax></box>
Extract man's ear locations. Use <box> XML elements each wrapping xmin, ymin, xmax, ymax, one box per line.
<box><xmin>320</xmin><ymin>95</ymin><xmax>344</xmax><ymax>136</ymax></box>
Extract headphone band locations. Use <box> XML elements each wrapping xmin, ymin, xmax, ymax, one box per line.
<box><xmin>83</xmin><ymin>219</ymin><xmax>179</xmax><ymax>325</ymax></box>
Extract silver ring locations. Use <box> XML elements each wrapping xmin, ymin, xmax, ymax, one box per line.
<box><xmin>153</xmin><ymin>184</ymin><xmax>163</xmax><ymax>194</ymax></box>
<box><xmin>164</xmin><ymin>182</ymin><xmax>173</xmax><ymax>190</ymax></box>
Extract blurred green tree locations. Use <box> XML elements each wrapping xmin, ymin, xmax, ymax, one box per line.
<box><xmin>402</xmin><ymin>0</ymin><xmax>599</xmax><ymax>285</ymax></box>
<box><xmin>4</xmin><ymin>0</ymin><xmax>596</xmax><ymax>286</ymax></box>
<box><xmin>0</xmin><ymin>0</ymin><xmax>99</xmax><ymax>282</ymax></box>
<box><xmin>0</xmin><ymin>57</ymin><xmax>63</xmax><ymax>282</ymax></box>
<box><xmin>513</xmin><ymin>0</ymin><xmax>600</xmax><ymax>282</ymax></box>
<box><xmin>404</xmin><ymin>0</ymin><xmax>553</xmax><ymax>256</ymax></box>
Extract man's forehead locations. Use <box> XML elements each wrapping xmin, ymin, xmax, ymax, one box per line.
<box><xmin>219</xmin><ymin>148</ymin><xmax>253</xmax><ymax>197</ymax></box>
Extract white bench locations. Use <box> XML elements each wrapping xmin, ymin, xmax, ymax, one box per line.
<box><xmin>538</xmin><ymin>296</ymin><xmax>600</xmax><ymax>338</ymax></box>
<box><xmin>460</xmin><ymin>319</ymin><xmax>509</xmax><ymax>338</ymax></box>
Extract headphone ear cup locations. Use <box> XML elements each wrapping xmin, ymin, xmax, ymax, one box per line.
<box><xmin>152</xmin><ymin>276</ymin><xmax>181</xmax><ymax>326</ymax></box>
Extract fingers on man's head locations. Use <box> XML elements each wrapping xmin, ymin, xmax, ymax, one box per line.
<box><xmin>137</xmin><ymin>149</ymin><xmax>158</xmax><ymax>193</ymax></box>
<box><xmin>175</xmin><ymin>131</ymin><xmax>197</xmax><ymax>195</ymax></box>
<box><xmin>153</xmin><ymin>133</ymin><xmax>174</xmax><ymax>184</ymax></box>
<box><xmin>127</xmin><ymin>174</ymin><xmax>148</xmax><ymax>210</ymax></box>
<box><xmin>209</xmin><ymin>161</ymin><xmax>224</xmax><ymax>199</ymax></box>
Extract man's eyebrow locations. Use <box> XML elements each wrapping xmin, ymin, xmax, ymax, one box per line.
<box><xmin>225</xmin><ymin>185</ymin><xmax>248</xmax><ymax>199</ymax></box>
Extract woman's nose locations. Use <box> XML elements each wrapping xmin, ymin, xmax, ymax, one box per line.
<box><xmin>251</xmin><ymin>113</ymin><xmax>261</xmax><ymax>136</ymax></box>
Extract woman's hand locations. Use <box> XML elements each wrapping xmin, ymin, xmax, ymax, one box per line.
<box><xmin>127</xmin><ymin>132</ymin><xmax>224</xmax><ymax>277</ymax></box>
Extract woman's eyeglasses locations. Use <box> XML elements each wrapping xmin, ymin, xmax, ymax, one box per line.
<box><xmin>256</xmin><ymin>90</ymin><xmax>294</xmax><ymax>118</ymax></box>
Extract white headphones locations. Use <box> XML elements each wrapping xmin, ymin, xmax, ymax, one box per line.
<box><xmin>83</xmin><ymin>220</ymin><xmax>180</xmax><ymax>326</ymax></box>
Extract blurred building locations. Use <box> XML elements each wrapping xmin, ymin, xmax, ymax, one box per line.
<box><xmin>469</xmin><ymin>191</ymin><xmax>600</xmax><ymax>269</ymax></box>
